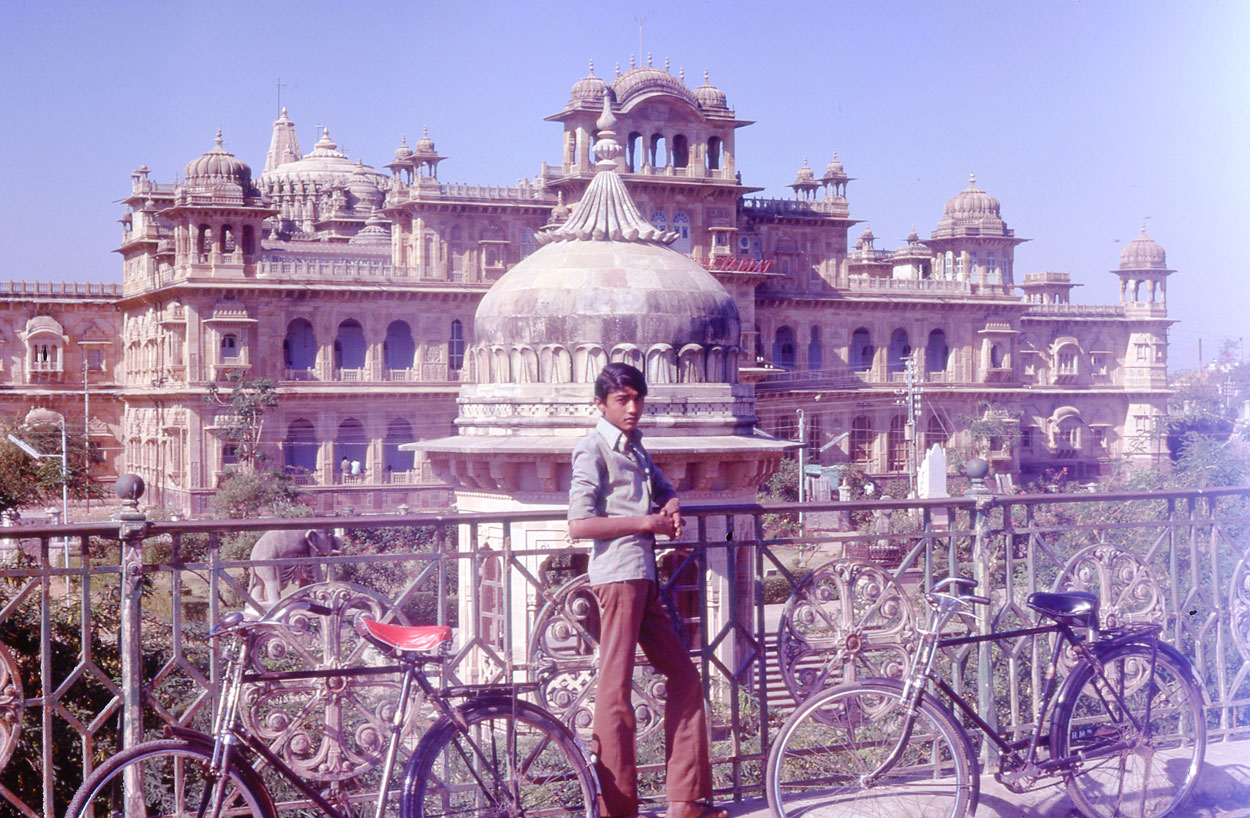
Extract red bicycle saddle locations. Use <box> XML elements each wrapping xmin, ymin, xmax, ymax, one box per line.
<box><xmin>357</xmin><ymin>618</ymin><xmax>452</xmax><ymax>653</ymax></box>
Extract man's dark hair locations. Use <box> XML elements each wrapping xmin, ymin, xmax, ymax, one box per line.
<box><xmin>594</xmin><ymin>362</ymin><xmax>648</xmax><ymax>400</ymax></box>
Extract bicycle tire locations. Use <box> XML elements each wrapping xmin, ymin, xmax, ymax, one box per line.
<box><xmin>766</xmin><ymin>679</ymin><xmax>976</xmax><ymax>818</ymax></box>
<box><xmin>64</xmin><ymin>737</ymin><xmax>276</xmax><ymax>818</ymax></box>
<box><xmin>401</xmin><ymin>697</ymin><xmax>598</xmax><ymax>818</ymax></box>
<box><xmin>1051</xmin><ymin>642</ymin><xmax>1206</xmax><ymax>818</ymax></box>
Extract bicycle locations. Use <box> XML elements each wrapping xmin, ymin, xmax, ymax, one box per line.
<box><xmin>65</xmin><ymin>588</ymin><xmax>599</xmax><ymax>818</ymax></box>
<box><xmin>765</xmin><ymin>576</ymin><xmax>1207</xmax><ymax>818</ymax></box>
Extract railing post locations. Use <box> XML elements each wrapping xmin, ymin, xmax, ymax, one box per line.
<box><xmin>964</xmin><ymin>459</ymin><xmax>999</xmax><ymax>761</ymax></box>
<box><xmin>115</xmin><ymin>475</ymin><xmax>148</xmax><ymax>754</ymax></box>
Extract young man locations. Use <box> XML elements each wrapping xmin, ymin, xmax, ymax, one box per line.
<box><xmin>567</xmin><ymin>363</ymin><xmax>726</xmax><ymax>818</ymax></box>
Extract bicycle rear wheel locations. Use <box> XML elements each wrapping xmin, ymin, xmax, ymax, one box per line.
<box><xmin>1052</xmin><ymin>643</ymin><xmax>1206</xmax><ymax>818</ymax></box>
<box><xmin>766</xmin><ymin>679</ymin><xmax>976</xmax><ymax>818</ymax></box>
<box><xmin>65</xmin><ymin>737</ymin><xmax>275</xmax><ymax>818</ymax></box>
<box><xmin>401</xmin><ymin>697</ymin><xmax>597</xmax><ymax>818</ymax></box>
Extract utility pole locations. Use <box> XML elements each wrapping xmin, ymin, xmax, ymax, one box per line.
<box><xmin>895</xmin><ymin>356</ymin><xmax>922</xmax><ymax>497</ymax></box>
<box><xmin>796</xmin><ymin>407</ymin><xmax>806</xmax><ymax>531</ymax></box>
<box><xmin>83</xmin><ymin>355</ymin><xmax>90</xmax><ymax>513</ymax></box>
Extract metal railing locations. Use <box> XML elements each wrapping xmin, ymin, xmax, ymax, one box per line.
<box><xmin>0</xmin><ymin>484</ymin><xmax>1246</xmax><ymax>816</ymax></box>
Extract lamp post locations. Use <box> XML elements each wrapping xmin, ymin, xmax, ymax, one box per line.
<box><xmin>7</xmin><ymin>420</ymin><xmax>70</xmax><ymax>568</ymax></box>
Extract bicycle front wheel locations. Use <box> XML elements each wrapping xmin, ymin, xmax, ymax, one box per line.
<box><xmin>766</xmin><ymin>680</ymin><xmax>976</xmax><ymax>818</ymax></box>
<box><xmin>65</xmin><ymin>737</ymin><xmax>276</xmax><ymax>818</ymax></box>
<box><xmin>1052</xmin><ymin>643</ymin><xmax>1206</xmax><ymax>818</ymax></box>
<box><xmin>401</xmin><ymin>697</ymin><xmax>597</xmax><ymax>818</ymax></box>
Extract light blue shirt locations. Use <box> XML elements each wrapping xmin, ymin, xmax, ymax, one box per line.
<box><xmin>567</xmin><ymin>417</ymin><xmax>678</xmax><ymax>586</ymax></box>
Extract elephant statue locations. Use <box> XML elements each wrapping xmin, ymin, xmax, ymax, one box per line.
<box><xmin>247</xmin><ymin>529</ymin><xmax>343</xmax><ymax>611</ymax></box>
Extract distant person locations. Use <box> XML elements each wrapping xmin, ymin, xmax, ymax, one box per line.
<box><xmin>350</xmin><ymin>459</ymin><xmax>362</xmax><ymax>476</ymax></box>
<box><xmin>340</xmin><ymin>456</ymin><xmax>350</xmax><ymax>474</ymax></box>
<box><xmin>567</xmin><ymin>363</ymin><xmax>725</xmax><ymax>818</ymax></box>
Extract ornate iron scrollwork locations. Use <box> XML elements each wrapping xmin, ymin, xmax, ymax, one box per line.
<box><xmin>776</xmin><ymin>559</ymin><xmax>917</xmax><ymax>704</ymax></box>
<box><xmin>240</xmin><ymin>582</ymin><xmax>412</xmax><ymax>790</ymax></box>
<box><xmin>0</xmin><ymin>642</ymin><xmax>23</xmax><ymax>774</ymax></box>
<box><xmin>528</xmin><ymin>574</ymin><xmax>684</xmax><ymax>739</ymax></box>
<box><xmin>1230</xmin><ymin>551</ymin><xmax>1250</xmax><ymax>665</ymax></box>
<box><xmin>1052</xmin><ymin>544</ymin><xmax>1165</xmax><ymax>630</ymax></box>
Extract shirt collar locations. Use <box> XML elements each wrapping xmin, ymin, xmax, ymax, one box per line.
<box><xmin>595</xmin><ymin>416</ymin><xmax>642</xmax><ymax>452</ymax></box>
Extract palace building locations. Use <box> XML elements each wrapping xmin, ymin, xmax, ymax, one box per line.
<box><xmin>0</xmin><ymin>58</ymin><xmax>1174</xmax><ymax>515</ymax></box>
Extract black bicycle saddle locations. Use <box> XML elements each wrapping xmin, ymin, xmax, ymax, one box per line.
<box><xmin>1027</xmin><ymin>591</ymin><xmax>1100</xmax><ymax>630</ymax></box>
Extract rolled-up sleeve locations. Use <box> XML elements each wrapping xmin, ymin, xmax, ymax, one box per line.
<box><xmin>651</xmin><ymin>461</ymin><xmax>678</xmax><ymax>507</ymax></box>
<box><xmin>567</xmin><ymin>441</ymin><xmax>601</xmax><ymax>522</ymax></box>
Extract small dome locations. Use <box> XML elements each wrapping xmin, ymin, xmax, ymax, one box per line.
<box><xmin>569</xmin><ymin>60</ymin><xmax>608</xmax><ymax>105</ymax></box>
<box><xmin>348</xmin><ymin>160</ymin><xmax>385</xmax><ymax>207</ymax></box>
<box><xmin>24</xmin><ymin>408</ymin><xmax>64</xmax><ymax>428</ymax></box>
<box><xmin>823</xmin><ymin>150</ymin><xmax>846</xmax><ymax>179</ymax></box>
<box><xmin>348</xmin><ymin>214</ymin><xmax>391</xmax><ymax>246</ymax></box>
<box><xmin>184</xmin><ymin>130</ymin><xmax>251</xmax><ymax>185</ymax></box>
<box><xmin>944</xmin><ymin>173</ymin><xmax>1000</xmax><ymax>218</ymax></box>
<box><xmin>1120</xmin><ymin>226</ymin><xmax>1167</xmax><ymax>270</ymax></box>
<box><xmin>790</xmin><ymin>158</ymin><xmax>818</xmax><ymax>189</ymax></box>
<box><xmin>694</xmin><ymin>70</ymin><xmax>728</xmax><ymax>109</ymax></box>
<box><xmin>414</xmin><ymin>126</ymin><xmax>436</xmax><ymax>154</ymax></box>
<box><xmin>393</xmin><ymin>135</ymin><xmax>413</xmax><ymax>161</ymax></box>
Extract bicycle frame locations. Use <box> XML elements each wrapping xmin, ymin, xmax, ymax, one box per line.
<box><xmin>877</xmin><ymin>589</ymin><xmax>1166</xmax><ymax>784</ymax></box>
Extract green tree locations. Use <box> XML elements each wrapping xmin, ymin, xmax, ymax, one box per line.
<box><xmin>0</xmin><ymin>416</ymin><xmax>101</xmax><ymax>514</ymax></box>
<box><xmin>205</xmin><ymin>371</ymin><xmax>279</xmax><ymax>472</ymax></box>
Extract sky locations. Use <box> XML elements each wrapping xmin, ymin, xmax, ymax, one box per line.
<box><xmin>1</xmin><ymin>0</ymin><xmax>1246</xmax><ymax>371</ymax></box>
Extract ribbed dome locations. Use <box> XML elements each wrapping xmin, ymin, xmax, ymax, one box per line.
<box><xmin>569</xmin><ymin>61</ymin><xmax>608</xmax><ymax>105</ymax></box>
<box><xmin>393</xmin><ymin>136</ymin><xmax>413</xmax><ymax>161</ymax></box>
<box><xmin>348</xmin><ymin>213</ymin><xmax>391</xmax><ymax>246</ymax></box>
<box><xmin>414</xmin><ymin>126</ymin><xmax>437</xmax><ymax>155</ymax></box>
<box><xmin>185</xmin><ymin>130</ymin><xmax>251</xmax><ymax>185</ymax></box>
<box><xmin>611</xmin><ymin>65</ymin><xmax>700</xmax><ymax>109</ymax></box>
<box><xmin>944</xmin><ymin>174</ymin><xmax>1000</xmax><ymax>218</ymax></box>
<box><xmin>823</xmin><ymin>151</ymin><xmax>846</xmax><ymax>179</ymax></box>
<box><xmin>347</xmin><ymin>161</ymin><xmax>385</xmax><ymax>207</ymax></box>
<box><xmin>694</xmin><ymin>70</ymin><xmax>728</xmax><ymax>109</ymax></box>
<box><xmin>793</xmin><ymin>158</ymin><xmax>816</xmax><ymax>184</ymax></box>
<box><xmin>1120</xmin><ymin>227</ymin><xmax>1167</xmax><ymax>269</ymax></box>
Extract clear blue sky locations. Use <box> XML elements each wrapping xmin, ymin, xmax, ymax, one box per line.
<box><xmin>2</xmin><ymin>0</ymin><xmax>1246</xmax><ymax>370</ymax></box>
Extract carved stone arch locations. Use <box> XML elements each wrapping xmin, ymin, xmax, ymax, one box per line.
<box><xmin>645</xmin><ymin>344</ymin><xmax>676</xmax><ymax>385</ymax></box>
<box><xmin>726</xmin><ymin>346</ymin><xmax>741</xmax><ymax>382</ymax></box>
<box><xmin>474</xmin><ymin>346</ymin><xmax>491</xmax><ymax>383</ymax></box>
<box><xmin>574</xmin><ymin>344</ymin><xmax>607</xmax><ymax>382</ymax></box>
<box><xmin>678</xmin><ymin>343</ymin><xmax>704</xmax><ymax>383</ymax></box>
<box><xmin>706</xmin><ymin>346</ymin><xmax>725</xmax><ymax>382</ymax></box>
<box><xmin>491</xmin><ymin>346</ymin><xmax>510</xmax><ymax>383</ymax></box>
<box><xmin>512</xmin><ymin>346</ymin><xmax>538</xmax><ymax>384</ymax></box>
<box><xmin>540</xmin><ymin>345</ymin><xmax>572</xmax><ymax>384</ymax></box>
<box><xmin>611</xmin><ymin>344</ymin><xmax>643</xmax><ymax>370</ymax></box>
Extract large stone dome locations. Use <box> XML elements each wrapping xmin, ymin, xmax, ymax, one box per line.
<box><xmin>474</xmin><ymin>239</ymin><xmax>739</xmax><ymax>351</ymax></box>
<box><xmin>932</xmin><ymin>173</ymin><xmax>1010</xmax><ymax>238</ymax></box>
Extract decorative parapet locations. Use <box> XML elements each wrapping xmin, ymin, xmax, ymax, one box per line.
<box><xmin>1024</xmin><ymin>304</ymin><xmax>1126</xmax><ymax>317</ymax></box>
<box><xmin>0</xmin><ymin>281</ymin><xmax>124</xmax><ymax>298</ymax></box>
<box><xmin>742</xmin><ymin>196</ymin><xmax>850</xmax><ymax>218</ymax></box>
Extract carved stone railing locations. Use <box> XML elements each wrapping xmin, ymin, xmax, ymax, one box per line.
<box><xmin>0</xmin><ymin>484</ymin><xmax>1246</xmax><ymax>815</ymax></box>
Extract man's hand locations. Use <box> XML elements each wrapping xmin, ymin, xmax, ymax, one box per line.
<box><xmin>660</xmin><ymin>497</ymin><xmax>683</xmax><ymax>540</ymax></box>
<box><xmin>644</xmin><ymin>512</ymin><xmax>677</xmax><ymax>538</ymax></box>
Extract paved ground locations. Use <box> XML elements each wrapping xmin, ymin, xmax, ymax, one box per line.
<box><xmin>705</xmin><ymin>736</ymin><xmax>1250</xmax><ymax>818</ymax></box>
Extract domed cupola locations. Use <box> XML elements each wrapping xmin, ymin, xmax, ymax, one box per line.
<box><xmin>932</xmin><ymin>173</ymin><xmax>1012</xmax><ymax>238</ymax></box>
<box><xmin>788</xmin><ymin>158</ymin><xmax>820</xmax><ymax>201</ymax></box>
<box><xmin>393</xmin><ymin>135</ymin><xmax>413</xmax><ymax>162</ymax></box>
<box><xmin>348</xmin><ymin>213</ymin><xmax>391</xmax><ymax>247</ymax></box>
<box><xmin>610</xmin><ymin>54</ymin><xmax>701</xmax><ymax>109</ymax></box>
<box><xmin>473</xmin><ymin>93</ymin><xmax>740</xmax><ymax>382</ymax></box>
<box><xmin>694</xmin><ymin>69</ymin><xmax>728</xmax><ymax>110</ymax></box>
<box><xmin>1119</xmin><ymin>224</ymin><xmax>1167</xmax><ymax>270</ymax></box>
<box><xmin>943</xmin><ymin>173</ymin><xmax>1000</xmax><ymax>219</ymax></box>
<box><xmin>568</xmin><ymin>60</ymin><xmax>608</xmax><ymax>106</ymax></box>
<box><xmin>347</xmin><ymin>159</ymin><xmax>385</xmax><ymax>209</ymax></box>
<box><xmin>185</xmin><ymin>129</ymin><xmax>252</xmax><ymax>187</ymax></box>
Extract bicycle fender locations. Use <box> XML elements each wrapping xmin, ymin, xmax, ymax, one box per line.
<box><xmin>1052</xmin><ymin>639</ymin><xmax>1206</xmax><ymax>727</ymax></box>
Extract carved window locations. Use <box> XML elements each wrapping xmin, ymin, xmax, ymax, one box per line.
<box><xmin>650</xmin><ymin>211</ymin><xmax>668</xmax><ymax>231</ymax></box>
<box><xmin>220</xmin><ymin>334</ymin><xmax>238</xmax><ymax>361</ymax></box>
<box><xmin>773</xmin><ymin>326</ymin><xmax>796</xmax><ymax>370</ymax></box>
<box><xmin>449</xmin><ymin>320</ymin><xmax>465</xmax><ymax>372</ymax></box>
<box><xmin>851</xmin><ymin>415</ymin><xmax>874</xmax><ymax>466</ymax></box>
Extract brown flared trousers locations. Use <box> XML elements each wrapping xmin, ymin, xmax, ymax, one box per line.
<box><xmin>591</xmin><ymin>579</ymin><xmax>713</xmax><ymax>818</ymax></box>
